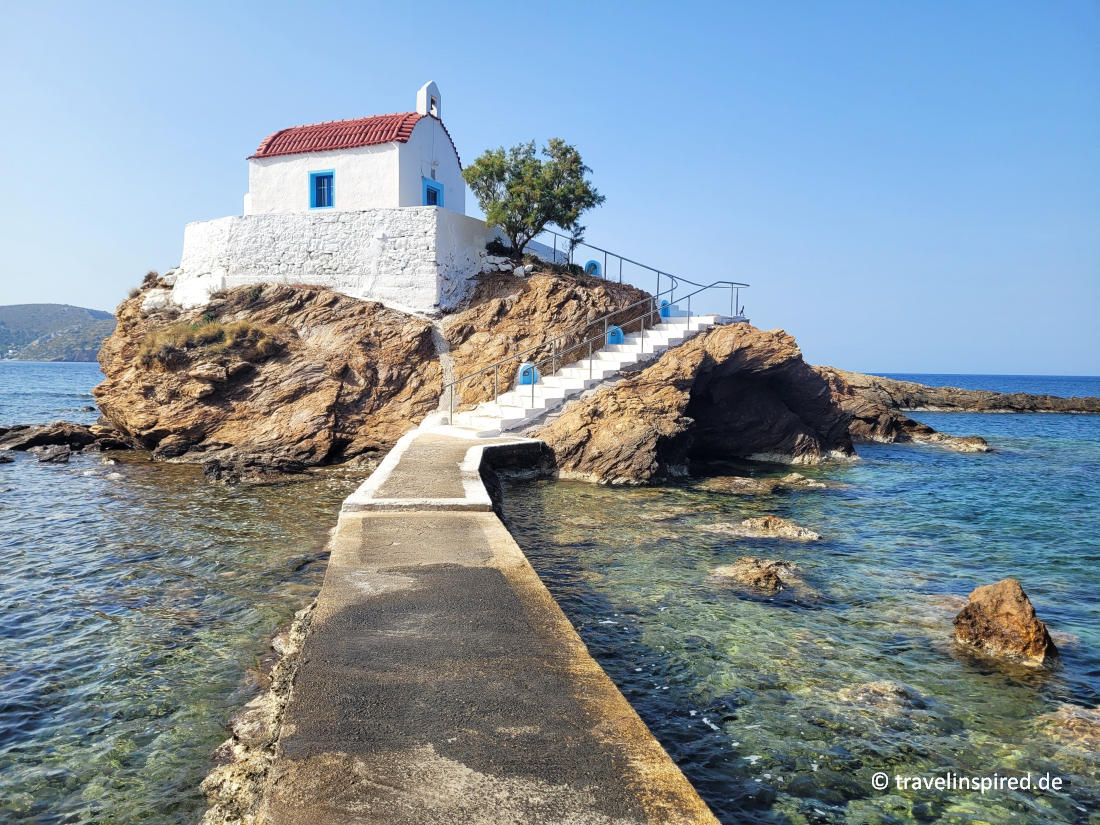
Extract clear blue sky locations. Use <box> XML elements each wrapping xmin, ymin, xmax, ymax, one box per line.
<box><xmin>1</xmin><ymin>1</ymin><xmax>1096</xmax><ymax>374</ymax></box>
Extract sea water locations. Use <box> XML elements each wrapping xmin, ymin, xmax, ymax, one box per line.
<box><xmin>0</xmin><ymin>363</ymin><xmax>363</xmax><ymax>823</ymax></box>
<box><xmin>502</xmin><ymin>376</ymin><xmax>1100</xmax><ymax>824</ymax></box>
<box><xmin>2</xmin><ymin>365</ymin><xmax>1097</xmax><ymax>824</ymax></box>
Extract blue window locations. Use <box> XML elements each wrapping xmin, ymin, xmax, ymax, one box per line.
<box><xmin>310</xmin><ymin>170</ymin><xmax>334</xmax><ymax>209</ymax></box>
<box><xmin>422</xmin><ymin>177</ymin><xmax>444</xmax><ymax>207</ymax></box>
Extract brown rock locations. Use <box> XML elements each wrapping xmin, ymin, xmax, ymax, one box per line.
<box><xmin>953</xmin><ymin>578</ymin><xmax>1058</xmax><ymax>664</ymax></box>
<box><xmin>227</xmin><ymin>694</ymin><xmax>275</xmax><ymax>748</ymax></box>
<box><xmin>836</xmin><ymin>680</ymin><xmax>929</xmax><ymax>711</ymax></box>
<box><xmin>1036</xmin><ymin>704</ymin><xmax>1100</xmax><ymax>753</ymax></box>
<box><xmin>697</xmin><ymin>472</ymin><xmax>828</xmax><ymax>496</ymax></box>
<box><xmin>152</xmin><ymin>434</ymin><xmax>191</xmax><ymax>459</ymax></box>
<box><xmin>815</xmin><ymin>367</ymin><xmax>1006</xmax><ymax>453</ymax></box>
<box><xmin>444</xmin><ymin>270</ymin><xmax>650</xmax><ymax>406</ymax></box>
<box><xmin>711</xmin><ymin>557</ymin><xmax>801</xmax><ymax>594</ymax></box>
<box><xmin>777</xmin><ymin>472</ymin><xmax>827</xmax><ymax>489</ymax></box>
<box><xmin>534</xmin><ymin>325</ymin><xmax>854</xmax><ymax>484</ymax></box>
<box><xmin>181</xmin><ymin>380</ymin><xmax>215</xmax><ymax>399</ymax></box>
<box><xmin>702</xmin><ymin>516</ymin><xmax>821</xmax><ymax>542</ymax></box>
<box><xmin>697</xmin><ymin>476</ymin><xmax>778</xmax><ymax>495</ymax></box>
<box><xmin>818</xmin><ymin>367</ymin><xmax>1100</xmax><ymax>415</ymax></box>
<box><xmin>188</xmin><ymin>362</ymin><xmax>228</xmax><ymax>382</ymax></box>
<box><xmin>201</xmin><ymin>453</ymin><xmax>309</xmax><ymax>484</ymax></box>
<box><xmin>94</xmin><ymin>284</ymin><xmax>444</xmax><ymax>469</ymax></box>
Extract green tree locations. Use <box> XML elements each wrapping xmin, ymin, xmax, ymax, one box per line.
<box><xmin>462</xmin><ymin>139</ymin><xmax>605</xmax><ymax>256</ymax></box>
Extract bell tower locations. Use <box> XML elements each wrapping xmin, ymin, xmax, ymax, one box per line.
<box><xmin>416</xmin><ymin>81</ymin><xmax>441</xmax><ymax>118</ymax></box>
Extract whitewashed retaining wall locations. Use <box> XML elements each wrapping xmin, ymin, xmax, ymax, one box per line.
<box><xmin>171</xmin><ymin>207</ymin><xmax>492</xmax><ymax>314</ymax></box>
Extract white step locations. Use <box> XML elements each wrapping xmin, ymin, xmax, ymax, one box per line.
<box><xmin>448</xmin><ymin>314</ymin><xmax>723</xmax><ymax>434</ymax></box>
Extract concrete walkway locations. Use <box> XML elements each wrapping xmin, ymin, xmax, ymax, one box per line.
<box><xmin>260</xmin><ymin>427</ymin><xmax>719</xmax><ymax>824</ymax></box>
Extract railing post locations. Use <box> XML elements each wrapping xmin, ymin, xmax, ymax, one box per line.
<box><xmin>603</xmin><ymin>251</ymin><xmax>607</xmax><ymax>280</ymax></box>
<box><xmin>553</xmin><ymin>234</ymin><xmax>557</xmax><ymax>262</ymax></box>
<box><xmin>589</xmin><ymin>340</ymin><xmax>593</xmax><ymax>379</ymax></box>
<box><xmin>449</xmin><ymin>384</ymin><xmax>453</xmax><ymax>423</ymax></box>
<box><xmin>494</xmin><ymin>365</ymin><xmax>498</xmax><ymax>403</ymax></box>
<box><xmin>618</xmin><ymin>258</ymin><xmax>622</xmax><ymax>284</ymax></box>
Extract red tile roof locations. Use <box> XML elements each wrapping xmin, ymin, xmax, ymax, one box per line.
<box><xmin>248</xmin><ymin>112</ymin><xmax>460</xmax><ymax>165</ymax></box>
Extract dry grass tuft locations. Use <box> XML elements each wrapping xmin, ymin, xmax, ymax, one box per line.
<box><xmin>138</xmin><ymin>319</ymin><xmax>282</xmax><ymax>368</ymax></box>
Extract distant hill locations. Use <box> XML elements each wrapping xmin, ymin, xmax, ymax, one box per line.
<box><xmin>0</xmin><ymin>304</ymin><xmax>117</xmax><ymax>362</ymax></box>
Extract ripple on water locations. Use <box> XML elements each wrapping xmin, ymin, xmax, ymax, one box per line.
<box><xmin>0</xmin><ymin>450</ymin><xmax>362</xmax><ymax>823</ymax></box>
<box><xmin>502</xmin><ymin>411</ymin><xmax>1100</xmax><ymax>824</ymax></box>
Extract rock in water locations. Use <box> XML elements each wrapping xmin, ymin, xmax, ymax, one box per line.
<box><xmin>0</xmin><ymin>421</ymin><xmax>95</xmax><ymax>451</ymax></box>
<box><xmin>36</xmin><ymin>445</ymin><xmax>72</xmax><ymax>463</ymax></box>
<box><xmin>535</xmin><ymin>324</ymin><xmax>855</xmax><ymax>484</ymax></box>
<box><xmin>1036</xmin><ymin>704</ymin><xmax>1100</xmax><ymax>753</ymax></box>
<box><xmin>0</xmin><ymin>452</ymin><xmax>14</xmax><ymax>464</ymax></box>
<box><xmin>711</xmin><ymin>557</ymin><xmax>801</xmax><ymax>594</ymax></box>
<box><xmin>777</xmin><ymin>472</ymin><xmax>827</xmax><ymax>489</ymax></box>
<box><xmin>953</xmin><ymin>578</ymin><xmax>1058</xmax><ymax>664</ymax></box>
<box><xmin>702</xmin><ymin>516</ymin><xmax>821</xmax><ymax>542</ymax></box>
<box><xmin>202</xmin><ymin>453</ymin><xmax>308</xmax><ymax>484</ymax></box>
<box><xmin>815</xmin><ymin>367</ymin><xmax>994</xmax><ymax>453</ymax></box>
<box><xmin>697</xmin><ymin>476</ymin><xmax>778</xmax><ymax>495</ymax></box>
<box><xmin>836</xmin><ymin>680</ymin><xmax>929</xmax><ymax>712</ymax></box>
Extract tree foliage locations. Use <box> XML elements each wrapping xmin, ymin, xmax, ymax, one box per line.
<box><xmin>462</xmin><ymin>139</ymin><xmax>605</xmax><ymax>256</ymax></box>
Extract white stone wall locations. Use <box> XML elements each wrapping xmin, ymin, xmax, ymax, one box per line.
<box><xmin>171</xmin><ymin>208</ymin><xmax>492</xmax><ymax>314</ymax></box>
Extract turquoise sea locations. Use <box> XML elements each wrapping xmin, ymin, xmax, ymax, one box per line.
<box><xmin>1</xmin><ymin>363</ymin><xmax>1097</xmax><ymax>824</ymax></box>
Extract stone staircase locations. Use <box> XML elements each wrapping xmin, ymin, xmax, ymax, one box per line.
<box><xmin>449</xmin><ymin>310</ymin><xmax>725</xmax><ymax>437</ymax></box>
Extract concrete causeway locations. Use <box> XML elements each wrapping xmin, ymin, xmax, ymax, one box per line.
<box><xmin>260</xmin><ymin>427</ymin><xmax>719</xmax><ymax>824</ymax></box>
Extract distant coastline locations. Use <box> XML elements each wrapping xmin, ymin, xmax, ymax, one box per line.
<box><xmin>0</xmin><ymin>303</ymin><xmax>115</xmax><ymax>362</ymax></box>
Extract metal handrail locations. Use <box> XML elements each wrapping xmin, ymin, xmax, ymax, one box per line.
<box><xmin>444</xmin><ymin>277</ymin><xmax>748</xmax><ymax>421</ymax></box>
<box><xmin>524</xmin><ymin>228</ymin><xmax>752</xmax><ymax>319</ymax></box>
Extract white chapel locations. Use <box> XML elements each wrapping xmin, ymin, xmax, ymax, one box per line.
<box><xmin>167</xmin><ymin>82</ymin><xmax>492</xmax><ymax>314</ymax></box>
<box><xmin>243</xmin><ymin>82</ymin><xmax>466</xmax><ymax>216</ymax></box>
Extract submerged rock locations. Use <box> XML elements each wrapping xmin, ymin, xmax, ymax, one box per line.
<box><xmin>836</xmin><ymin>680</ymin><xmax>929</xmax><ymax>712</ymax></box>
<box><xmin>711</xmin><ymin>557</ymin><xmax>803</xmax><ymax>595</ymax></box>
<box><xmin>953</xmin><ymin>578</ymin><xmax>1058</xmax><ymax>665</ymax></box>
<box><xmin>0</xmin><ymin>452</ymin><xmax>13</xmax><ymax>464</ymax></box>
<box><xmin>778</xmin><ymin>472</ymin><xmax>827</xmax><ymax>489</ymax></box>
<box><xmin>201</xmin><ymin>453</ymin><xmax>309</xmax><ymax>484</ymax></box>
<box><xmin>702</xmin><ymin>516</ymin><xmax>821</xmax><ymax>542</ymax></box>
<box><xmin>1036</xmin><ymin>703</ymin><xmax>1100</xmax><ymax>753</ymax></box>
<box><xmin>697</xmin><ymin>476</ymin><xmax>777</xmax><ymax>495</ymax></box>
<box><xmin>697</xmin><ymin>472</ymin><xmax>828</xmax><ymax>496</ymax></box>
